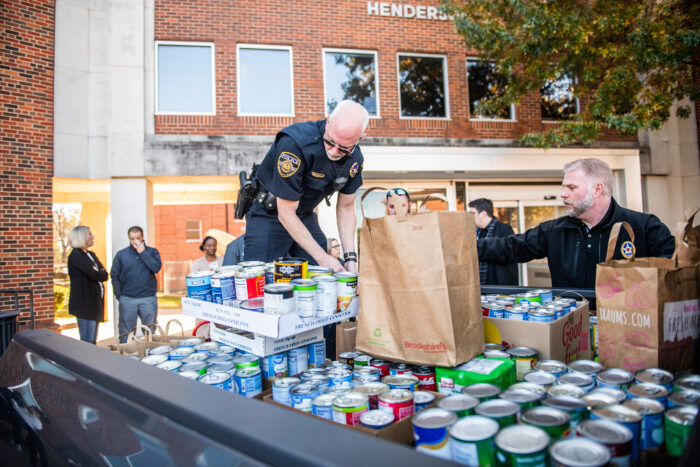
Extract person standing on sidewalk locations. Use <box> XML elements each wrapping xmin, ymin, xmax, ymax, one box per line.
<box><xmin>111</xmin><ymin>226</ymin><xmax>162</xmax><ymax>343</ymax></box>
<box><xmin>67</xmin><ymin>226</ymin><xmax>109</xmax><ymax>344</ymax></box>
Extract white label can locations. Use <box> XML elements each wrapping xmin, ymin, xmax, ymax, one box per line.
<box><xmin>313</xmin><ymin>275</ymin><xmax>337</xmax><ymax>317</ymax></box>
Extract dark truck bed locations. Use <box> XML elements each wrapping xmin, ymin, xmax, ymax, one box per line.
<box><xmin>0</xmin><ymin>329</ymin><xmax>451</xmax><ymax>466</ymax></box>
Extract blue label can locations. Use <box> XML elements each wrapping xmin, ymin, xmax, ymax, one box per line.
<box><xmin>186</xmin><ymin>271</ymin><xmax>214</xmax><ymax>302</ymax></box>
<box><xmin>623</xmin><ymin>398</ymin><xmax>665</xmax><ymax>450</ymax></box>
<box><xmin>234</xmin><ymin>367</ymin><xmax>262</xmax><ymax>398</ymax></box>
<box><xmin>627</xmin><ymin>383</ymin><xmax>668</xmax><ymax>408</ymax></box>
<box><xmin>532</xmin><ymin>289</ymin><xmax>554</xmax><ymax>304</ymax></box>
<box><xmin>412</xmin><ymin>408</ymin><xmax>457</xmax><ymax>460</ymax></box>
<box><xmin>488</xmin><ymin>307</ymin><xmax>504</xmax><ymax>319</ymax></box>
<box><xmin>272</xmin><ymin>377</ymin><xmax>300</xmax><ymax>406</ymax></box>
<box><xmin>287</xmin><ymin>347</ymin><xmax>309</xmax><ymax>376</ymax></box>
<box><xmin>312</xmin><ymin>394</ymin><xmax>336</xmax><ymax>420</ymax></box>
<box><xmin>261</xmin><ymin>352</ymin><xmax>288</xmax><ymax>380</ymax></box>
<box><xmin>328</xmin><ymin>369</ymin><xmax>353</xmax><ymax>387</ymax></box>
<box><xmin>307</xmin><ymin>341</ymin><xmax>326</xmax><ymax>368</ymax></box>
<box><xmin>290</xmin><ymin>382</ymin><xmax>320</xmax><ymax>412</ymax></box>
<box><xmin>504</xmin><ymin>307</ymin><xmax>528</xmax><ymax>320</ymax></box>
<box><xmin>527</xmin><ymin>310</ymin><xmax>555</xmax><ymax>323</ymax></box>
<box><xmin>200</xmin><ymin>372</ymin><xmax>234</xmax><ymax>392</ymax></box>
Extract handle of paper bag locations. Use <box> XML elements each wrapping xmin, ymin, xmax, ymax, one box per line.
<box><xmin>360</xmin><ymin>186</ymin><xmax>388</xmax><ymax>220</ymax></box>
<box><xmin>672</xmin><ymin>207</ymin><xmax>699</xmax><ymax>266</ymax></box>
<box><xmin>165</xmin><ymin>319</ymin><xmax>185</xmax><ymax>337</ymax></box>
<box><xmin>605</xmin><ymin>222</ymin><xmax>635</xmax><ymax>262</ymax></box>
<box><xmin>360</xmin><ymin>186</ymin><xmax>408</xmax><ymax>223</ymax></box>
<box><xmin>555</xmin><ymin>290</ymin><xmax>586</xmax><ymax>303</ymax></box>
<box><xmin>417</xmin><ymin>193</ymin><xmax>448</xmax><ymax>212</ymax></box>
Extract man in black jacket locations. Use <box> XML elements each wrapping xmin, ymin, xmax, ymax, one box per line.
<box><xmin>468</xmin><ymin>198</ymin><xmax>519</xmax><ymax>286</ymax></box>
<box><xmin>477</xmin><ymin>159</ymin><xmax>675</xmax><ymax>289</ymax></box>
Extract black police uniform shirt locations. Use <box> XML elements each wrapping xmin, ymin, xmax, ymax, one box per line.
<box><xmin>255</xmin><ymin>120</ymin><xmax>364</xmax><ymax>215</ymax></box>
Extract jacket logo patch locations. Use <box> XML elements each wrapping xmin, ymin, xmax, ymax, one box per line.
<box><xmin>349</xmin><ymin>162</ymin><xmax>359</xmax><ymax>178</ymax></box>
<box><xmin>311</xmin><ymin>171</ymin><xmax>325</xmax><ymax>178</ymax></box>
<box><xmin>277</xmin><ymin>152</ymin><xmax>301</xmax><ymax>178</ymax></box>
<box><xmin>620</xmin><ymin>241</ymin><xmax>635</xmax><ymax>259</ymax></box>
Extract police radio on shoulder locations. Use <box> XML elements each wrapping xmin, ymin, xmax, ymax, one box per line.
<box><xmin>343</xmin><ymin>252</ymin><xmax>357</xmax><ymax>263</ymax></box>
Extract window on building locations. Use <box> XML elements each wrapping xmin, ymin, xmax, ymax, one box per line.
<box><xmin>323</xmin><ymin>49</ymin><xmax>379</xmax><ymax>117</ymax></box>
<box><xmin>237</xmin><ymin>45</ymin><xmax>294</xmax><ymax>116</ymax></box>
<box><xmin>155</xmin><ymin>42</ymin><xmax>215</xmax><ymax>115</ymax></box>
<box><xmin>541</xmin><ymin>75</ymin><xmax>578</xmax><ymax>121</ymax></box>
<box><xmin>466</xmin><ymin>59</ymin><xmax>514</xmax><ymax>120</ymax></box>
<box><xmin>185</xmin><ymin>220</ymin><xmax>201</xmax><ymax>242</ymax></box>
<box><xmin>398</xmin><ymin>54</ymin><xmax>448</xmax><ymax>118</ymax></box>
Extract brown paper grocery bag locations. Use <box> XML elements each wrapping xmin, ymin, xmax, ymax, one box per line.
<box><xmin>596</xmin><ymin>217</ymin><xmax>700</xmax><ymax>376</ymax></box>
<box><xmin>335</xmin><ymin>321</ymin><xmax>357</xmax><ymax>359</ymax></box>
<box><xmin>355</xmin><ymin>188</ymin><xmax>484</xmax><ymax>367</ymax></box>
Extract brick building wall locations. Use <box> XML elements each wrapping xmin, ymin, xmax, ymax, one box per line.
<box><xmin>154</xmin><ymin>203</ymin><xmax>244</xmax><ymax>292</ymax></box>
<box><xmin>0</xmin><ymin>0</ymin><xmax>55</xmax><ymax>327</ymax></box>
<box><xmin>153</xmin><ymin>0</ymin><xmax>634</xmax><ymax>143</ymax></box>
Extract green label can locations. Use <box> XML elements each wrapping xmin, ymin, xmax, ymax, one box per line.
<box><xmin>507</xmin><ymin>347</ymin><xmax>538</xmax><ymax>382</ymax></box>
<box><xmin>475</xmin><ymin>399</ymin><xmax>520</xmax><ymax>428</ymax></box>
<box><xmin>495</xmin><ymin>425</ymin><xmax>549</xmax><ymax>467</ymax></box>
<box><xmin>450</xmin><ymin>415</ymin><xmax>499</xmax><ymax>467</ymax></box>
<box><xmin>521</xmin><ymin>406</ymin><xmax>571</xmax><ymax>440</ymax></box>
<box><xmin>665</xmin><ymin>406</ymin><xmax>698</xmax><ymax>457</ymax></box>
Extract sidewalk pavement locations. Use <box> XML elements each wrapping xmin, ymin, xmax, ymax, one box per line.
<box><xmin>58</xmin><ymin>307</ymin><xmax>197</xmax><ymax>345</ymax></box>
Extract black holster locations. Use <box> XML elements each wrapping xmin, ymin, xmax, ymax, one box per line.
<box><xmin>234</xmin><ymin>165</ymin><xmax>259</xmax><ymax>219</ymax></box>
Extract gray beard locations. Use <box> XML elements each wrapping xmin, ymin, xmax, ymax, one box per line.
<box><xmin>566</xmin><ymin>191</ymin><xmax>595</xmax><ymax>218</ymax></box>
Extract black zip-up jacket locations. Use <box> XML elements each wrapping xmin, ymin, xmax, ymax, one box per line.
<box><xmin>477</xmin><ymin>198</ymin><xmax>675</xmax><ymax>288</ymax></box>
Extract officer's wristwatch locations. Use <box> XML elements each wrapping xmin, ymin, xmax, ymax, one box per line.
<box><xmin>343</xmin><ymin>252</ymin><xmax>358</xmax><ymax>262</ymax></box>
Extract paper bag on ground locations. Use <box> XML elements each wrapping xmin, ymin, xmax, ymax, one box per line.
<box><xmin>335</xmin><ymin>321</ymin><xmax>357</xmax><ymax>359</ymax></box>
<box><xmin>355</xmin><ymin>189</ymin><xmax>484</xmax><ymax>367</ymax></box>
<box><xmin>596</xmin><ymin>218</ymin><xmax>700</xmax><ymax>376</ymax></box>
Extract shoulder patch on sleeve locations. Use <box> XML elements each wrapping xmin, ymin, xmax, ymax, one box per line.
<box><xmin>349</xmin><ymin>162</ymin><xmax>359</xmax><ymax>178</ymax></box>
<box><xmin>277</xmin><ymin>152</ymin><xmax>301</xmax><ymax>178</ymax></box>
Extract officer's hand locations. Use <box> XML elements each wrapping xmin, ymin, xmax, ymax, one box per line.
<box><xmin>344</xmin><ymin>260</ymin><xmax>358</xmax><ymax>274</ymax></box>
<box><xmin>317</xmin><ymin>254</ymin><xmax>345</xmax><ymax>273</ymax></box>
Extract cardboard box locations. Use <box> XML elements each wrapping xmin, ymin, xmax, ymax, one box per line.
<box><xmin>210</xmin><ymin>324</ymin><xmax>323</xmax><ymax>357</ymax></box>
<box><xmin>261</xmin><ymin>390</ymin><xmax>445</xmax><ymax>445</ymax></box>
<box><xmin>483</xmin><ymin>301</ymin><xmax>591</xmax><ymax>363</ymax></box>
<box><xmin>181</xmin><ymin>296</ymin><xmax>359</xmax><ymax>338</ymax></box>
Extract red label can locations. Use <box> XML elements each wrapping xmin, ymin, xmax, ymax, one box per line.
<box><xmin>378</xmin><ymin>389</ymin><xmax>415</xmax><ymax>421</ymax></box>
<box><xmin>370</xmin><ymin>358</ymin><xmax>390</xmax><ymax>377</ymax></box>
<box><xmin>412</xmin><ymin>366</ymin><xmax>437</xmax><ymax>392</ymax></box>
<box><xmin>234</xmin><ymin>268</ymin><xmax>265</xmax><ymax>300</ymax></box>
<box><xmin>389</xmin><ymin>362</ymin><xmax>413</xmax><ymax>375</ymax></box>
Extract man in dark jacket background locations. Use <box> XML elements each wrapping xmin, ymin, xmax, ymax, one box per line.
<box><xmin>477</xmin><ymin>158</ymin><xmax>675</xmax><ymax>289</ymax></box>
<box><xmin>468</xmin><ymin>198</ymin><xmax>519</xmax><ymax>286</ymax></box>
<box><xmin>111</xmin><ymin>226</ymin><xmax>162</xmax><ymax>343</ymax></box>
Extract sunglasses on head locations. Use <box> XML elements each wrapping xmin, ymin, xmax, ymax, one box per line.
<box><xmin>386</xmin><ymin>188</ymin><xmax>409</xmax><ymax>198</ymax></box>
<box><xmin>323</xmin><ymin>137</ymin><xmax>356</xmax><ymax>156</ymax></box>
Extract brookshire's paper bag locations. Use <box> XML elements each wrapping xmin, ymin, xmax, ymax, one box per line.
<box><xmin>355</xmin><ymin>189</ymin><xmax>484</xmax><ymax>367</ymax></box>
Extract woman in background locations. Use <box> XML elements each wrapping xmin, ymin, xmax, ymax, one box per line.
<box><xmin>191</xmin><ymin>236</ymin><xmax>223</xmax><ymax>273</ymax></box>
<box><xmin>67</xmin><ymin>226</ymin><xmax>108</xmax><ymax>344</ymax></box>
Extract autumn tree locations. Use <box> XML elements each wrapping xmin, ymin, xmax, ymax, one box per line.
<box><xmin>441</xmin><ymin>0</ymin><xmax>699</xmax><ymax>147</ymax></box>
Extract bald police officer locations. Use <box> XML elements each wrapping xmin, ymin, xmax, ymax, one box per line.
<box><xmin>244</xmin><ymin>100</ymin><xmax>368</xmax><ymax>274</ymax></box>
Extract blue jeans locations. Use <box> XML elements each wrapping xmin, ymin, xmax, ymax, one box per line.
<box><xmin>118</xmin><ymin>295</ymin><xmax>158</xmax><ymax>343</ymax></box>
<box><xmin>77</xmin><ymin>318</ymin><xmax>98</xmax><ymax>344</ymax></box>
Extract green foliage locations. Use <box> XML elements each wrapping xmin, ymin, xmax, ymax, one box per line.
<box><xmin>441</xmin><ymin>0</ymin><xmax>699</xmax><ymax>147</ymax></box>
<box><xmin>54</xmin><ymin>284</ymin><xmax>71</xmax><ymax>319</ymax></box>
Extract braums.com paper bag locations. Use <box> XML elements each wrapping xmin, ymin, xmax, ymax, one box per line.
<box><xmin>596</xmin><ymin>217</ymin><xmax>700</xmax><ymax>376</ymax></box>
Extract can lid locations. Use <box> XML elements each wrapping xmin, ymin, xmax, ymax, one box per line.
<box><xmin>666</xmin><ymin>406</ymin><xmax>699</xmax><ymax>425</ymax></box>
<box><xmin>411</xmin><ymin>408</ymin><xmax>458</xmax><ymax>429</ymax></box>
<box><xmin>576</xmin><ymin>419</ymin><xmax>633</xmax><ymax>442</ymax></box>
<box><xmin>475</xmin><ymin>399</ymin><xmax>520</xmax><ymax>417</ymax></box>
<box><xmin>675</xmin><ymin>375</ymin><xmax>700</xmax><ymax>391</ymax></box>
<box><xmin>178</xmin><ymin>370</ymin><xmax>201</xmax><ymax>380</ymax></box>
<box><xmin>597</xmin><ymin>368</ymin><xmax>634</xmax><ymax>384</ymax></box>
<box><xmin>289</xmin><ymin>381</ymin><xmax>320</xmax><ymax>396</ymax></box>
<box><xmin>547</xmin><ymin>384</ymin><xmax>586</xmax><ymax>399</ymax></box>
<box><xmin>360</xmin><ymin>409</ymin><xmax>394</xmax><ymax>426</ymax></box>
<box><xmin>437</xmin><ymin>394</ymin><xmax>479</xmax><ymax>411</ymax></box>
<box><xmin>634</xmin><ymin>368</ymin><xmax>674</xmax><ymax>385</ymax></box>
<box><xmin>462</xmin><ymin>383</ymin><xmax>501</xmax><ymax>398</ymax></box>
<box><xmin>549</xmin><ymin>438</ymin><xmax>611</xmax><ymax>467</ymax></box>
<box><xmin>187</xmin><ymin>270</ymin><xmax>214</xmax><ymax>278</ymax></box>
<box><xmin>235</xmin><ymin>366</ymin><xmax>261</xmax><ymax>377</ymax></box>
<box><xmin>559</xmin><ymin>372</ymin><xmax>595</xmax><ymax>387</ymax></box>
<box><xmin>413</xmin><ymin>391</ymin><xmax>436</xmax><ymax>404</ymax></box>
<box><xmin>352</xmin><ymin>382</ymin><xmax>390</xmax><ymax>396</ymax></box>
<box><xmin>311</xmin><ymin>274</ymin><xmax>337</xmax><ymax>284</ymax></box>
<box><xmin>591</xmin><ymin>404</ymin><xmax>642</xmax><ymax>423</ymax></box>
<box><xmin>495</xmin><ymin>425</ymin><xmax>549</xmax><ymax>454</ymax></box>
<box><xmin>312</xmin><ymin>394</ymin><xmax>336</xmax><ymax>406</ymax></box>
<box><xmin>264</xmin><ymin>283</ymin><xmax>294</xmax><ymax>293</ymax></box>
<box><xmin>333</xmin><ymin>392</ymin><xmax>369</xmax><ymax>408</ymax></box>
<box><xmin>668</xmin><ymin>389</ymin><xmax>700</xmax><ymax>407</ymax></box>
<box><xmin>273</xmin><ymin>377</ymin><xmax>301</xmax><ymax>388</ymax></box>
<box><xmin>626</xmin><ymin>382</ymin><xmax>668</xmax><ymax>399</ymax></box>
<box><xmin>506</xmin><ymin>346</ymin><xmax>538</xmax><ymax>358</ymax></box>
<box><xmin>542</xmin><ymin>395</ymin><xmax>588</xmax><ymax>411</ymax></box>
<box><xmin>521</xmin><ymin>406</ymin><xmax>570</xmax><ymax>427</ymax></box>
<box><xmin>567</xmin><ymin>360</ymin><xmax>603</xmax><ymax>374</ymax></box>
<box><xmin>450</xmin><ymin>415</ymin><xmax>499</xmax><ymax>441</ymax></box>
<box><xmin>333</xmin><ymin>271</ymin><xmax>358</xmax><ymax>281</ymax></box>
<box><xmin>381</xmin><ymin>374</ymin><xmax>419</xmax><ymax>385</ymax></box>
<box><xmin>509</xmin><ymin>382</ymin><xmax>547</xmax><ymax>397</ymax></box>
<box><xmin>379</xmin><ymin>388</ymin><xmax>414</xmax><ymax>403</ymax></box>
<box><xmin>534</xmin><ymin>359</ymin><xmax>567</xmax><ymax>373</ymax></box>
<box><xmin>523</xmin><ymin>371</ymin><xmax>557</xmax><ymax>386</ymax></box>
<box><xmin>290</xmin><ymin>278</ymin><xmax>317</xmax><ymax>289</ymax></box>
<box><xmin>200</xmin><ymin>372</ymin><xmax>231</xmax><ymax>385</ymax></box>
<box><xmin>623</xmin><ymin>397</ymin><xmax>665</xmax><ymax>415</ymax></box>
<box><xmin>500</xmin><ymin>388</ymin><xmax>543</xmax><ymax>403</ymax></box>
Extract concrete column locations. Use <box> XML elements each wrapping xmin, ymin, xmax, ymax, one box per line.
<box><xmin>110</xmin><ymin>177</ymin><xmax>154</xmax><ymax>335</ymax></box>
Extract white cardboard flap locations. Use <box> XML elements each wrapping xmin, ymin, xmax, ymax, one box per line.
<box><xmin>182</xmin><ymin>296</ymin><xmax>359</xmax><ymax>338</ymax></box>
<box><xmin>210</xmin><ymin>326</ymin><xmax>324</xmax><ymax>357</ymax></box>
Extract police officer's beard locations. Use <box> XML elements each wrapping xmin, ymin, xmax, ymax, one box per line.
<box><xmin>566</xmin><ymin>189</ymin><xmax>595</xmax><ymax>218</ymax></box>
<box><xmin>326</xmin><ymin>149</ymin><xmax>344</xmax><ymax>162</ymax></box>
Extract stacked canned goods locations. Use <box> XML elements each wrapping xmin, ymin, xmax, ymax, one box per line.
<box><xmin>481</xmin><ymin>290</ymin><xmax>577</xmax><ymax>322</ymax></box>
